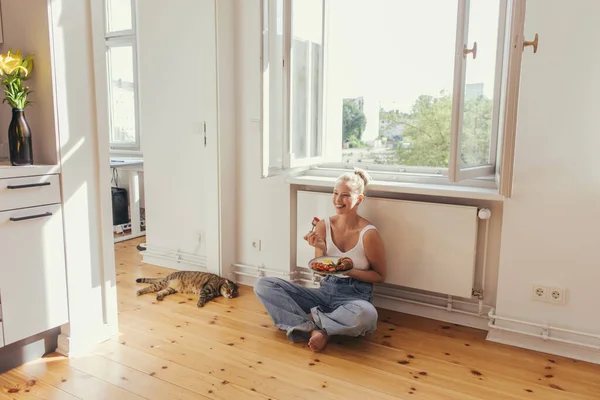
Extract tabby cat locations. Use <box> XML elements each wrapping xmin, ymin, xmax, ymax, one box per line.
<box><xmin>135</xmin><ymin>271</ymin><xmax>239</xmax><ymax>307</ymax></box>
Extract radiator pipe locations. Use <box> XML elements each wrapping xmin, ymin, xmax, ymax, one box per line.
<box><xmin>144</xmin><ymin>244</ymin><xmax>208</xmax><ymax>263</ymax></box>
<box><xmin>370</xmin><ymin>286</ymin><xmax>493</xmax><ymax>308</ymax></box>
<box><xmin>232</xmin><ymin>263</ymin><xmax>493</xmax><ymax>315</ymax></box>
<box><xmin>477</xmin><ymin>208</ymin><xmax>492</xmax><ymax>304</ymax></box>
<box><xmin>232</xmin><ymin>263</ymin><xmax>291</xmax><ymax>277</ymax></box>
<box><xmin>232</xmin><ymin>270</ymin><xmax>263</xmax><ymax>279</ymax></box>
<box><xmin>488</xmin><ymin>309</ymin><xmax>600</xmax><ymax>340</ymax></box>
<box><xmin>488</xmin><ymin>309</ymin><xmax>600</xmax><ymax>351</ymax></box>
<box><xmin>376</xmin><ymin>293</ymin><xmax>483</xmax><ymax>318</ymax></box>
<box><xmin>143</xmin><ymin>251</ymin><xmax>207</xmax><ymax>269</ymax></box>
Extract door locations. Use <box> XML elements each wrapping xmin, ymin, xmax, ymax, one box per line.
<box><xmin>0</xmin><ymin>204</ymin><xmax>69</xmax><ymax>345</ymax></box>
<box><xmin>137</xmin><ymin>0</ymin><xmax>221</xmax><ymax>274</ymax></box>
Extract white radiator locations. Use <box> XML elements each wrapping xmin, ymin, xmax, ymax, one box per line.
<box><xmin>296</xmin><ymin>191</ymin><xmax>479</xmax><ymax>298</ymax></box>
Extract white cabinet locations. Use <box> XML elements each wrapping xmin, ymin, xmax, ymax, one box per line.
<box><xmin>0</xmin><ymin>174</ymin><xmax>61</xmax><ymax>211</ymax></box>
<box><xmin>0</xmin><ymin>172</ymin><xmax>68</xmax><ymax>346</ymax></box>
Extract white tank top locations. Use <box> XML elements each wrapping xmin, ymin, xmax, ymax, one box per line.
<box><xmin>324</xmin><ymin>217</ymin><xmax>377</xmax><ymax>275</ymax></box>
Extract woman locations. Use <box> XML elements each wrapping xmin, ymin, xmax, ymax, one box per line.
<box><xmin>254</xmin><ymin>168</ymin><xmax>387</xmax><ymax>352</ymax></box>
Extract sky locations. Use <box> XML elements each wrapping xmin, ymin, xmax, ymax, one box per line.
<box><xmin>293</xmin><ymin>0</ymin><xmax>502</xmax><ymax>112</ymax></box>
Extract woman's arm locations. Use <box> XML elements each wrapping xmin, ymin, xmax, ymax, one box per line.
<box><xmin>344</xmin><ymin>229</ymin><xmax>386</xmax><ymax>283</ymax></box>
<box><xmin>303</xmin><ymin>219</ymin><xmax>327</xmax><ymax>257</ymax></box>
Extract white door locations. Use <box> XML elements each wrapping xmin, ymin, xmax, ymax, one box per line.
<box><xmin>137</xmin><ymin>0</ymin><xmax>221</xmax><ymax>274</ymax></box>
<box><xmin>0</xmin><ymin>204</ymin><xmax>69</xmax><ymax>345</ymax></box>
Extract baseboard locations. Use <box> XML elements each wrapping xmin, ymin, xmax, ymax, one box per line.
<box><xmin>142</xmin><ymin>253</ymin><xmax>207</xmax><ymax>272</ymax></box>
<box><xmin>55</xmin><ymin>334</ymin><xmax>71</xmax><ymax>357</ymax></box>
<box><xmin>373</xmin><ymin>294</ymin><xmax>491</xmax><ymax>331</ymax></box>
<box><xmin>55</xmin><ymin>322</ymin><xmax>119</xmax><ymax>357</ymax></box>
<box><xmin>487</xmin><ymin>329</ymin><xmax>600</xmax><ymax>365</ymax></box>
<box><xmin>0</xmin><ymin>327</ymin><xmax>60</xmax><ymax>374</ymax></box>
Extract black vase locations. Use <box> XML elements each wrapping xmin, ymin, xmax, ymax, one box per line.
<box><xmin>8</xmin><ymin>108</ymin><xmax>33</xmax><ymax>166</ymax></box>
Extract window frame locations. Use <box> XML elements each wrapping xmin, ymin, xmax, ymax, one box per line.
<box><xmin>261</xmin><ymin>0</ymin><xmax>526</xmax><ymax>197</ymax></box>
<box><xmin>282</xmin><ymin>0</ymin><xmax>327</xmax><ymax>169</ymax></box>
<box><xmin>104</xmin><ymin>0</ymin><xmax>142</xmax><ymax>154</ymax></box>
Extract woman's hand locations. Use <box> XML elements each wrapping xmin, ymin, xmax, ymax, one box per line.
<box><xmin>303</xmin><ymin>231</ymin><xmax>326</xmax><ymax>253</ymax></box>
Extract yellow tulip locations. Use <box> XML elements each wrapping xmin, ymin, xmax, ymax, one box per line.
<box><xmin>22</xmin><ymin>55</ymin><xmax>34</xmax><ymax>76</ymax></box>
<box><xmin>0</xmin><ymin>48</ymin><xmax>35</xmax><ymax>109</ymax></box>
<box><xmin>0</xmin><ymin>49</ymin><xmax>32</xmax><ymax>77</ymax></box>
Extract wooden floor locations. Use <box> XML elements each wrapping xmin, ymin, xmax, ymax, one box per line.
<box><xmin>1</xmin><ymin>237</ymin><xmax>599</xmax><ymax>399</ymax></box>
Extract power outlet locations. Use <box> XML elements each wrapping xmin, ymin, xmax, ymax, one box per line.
<box><xmin>532</xmin><ymin>285</ymin><xmax>547</xmax><ymax>301</ymax></box>
<box><xmin>251</xmin><ymin>238</ymin><xmax>262</xmax><ymax>252</ymax></box>
<box><xmin>532</xmin><ymin>284</ymin><xmax>566</xmax><ymax>304</ymax></box>
<box><xmin>548</xmin><ymin>287</ymin><xmax>566</xmax><ymax>304</ymax></box>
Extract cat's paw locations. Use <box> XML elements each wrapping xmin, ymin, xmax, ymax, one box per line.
<box><xmin>136</xmin><ymin>291</ymin><xmax>143</xmax><ymax>296</ymax></box>
<box><xmin>197</xmin><ymin>300</ymin><xmax>205</xmax><ymax>307</ymax></box>
<box><xmin>156</xmin><ymin>295</ymin><xmax>164</xmax><ymax>301</ymax></box>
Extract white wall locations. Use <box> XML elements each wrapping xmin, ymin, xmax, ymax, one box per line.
<box><xmin>51</xmin><ymin>0</ymin><xmax>118</xmax><ymax>355</ymax></box>
<box><xmin>232</xmin><ymin>0</ymin><xmax>293</xmax><ymax>283</ymax></box>
<box><xmin>492</xmin><ymin>0</ymin><xmax>600</xmax><ymax>353</ymax></box>
<box><xmin>0</xmin><ymin>0</ymin><xmax>58</xmax><ymax>165</ymax></box>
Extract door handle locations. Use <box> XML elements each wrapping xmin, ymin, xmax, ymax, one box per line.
<box><xmin>9</xmin><ymin>212</ymin><xmax>53</xmax><ymax>222</ymax></box>
<box><xmin>7</xmin><ymin>182</ymin><xmax>51</xmax><ymax>190</ymax></box>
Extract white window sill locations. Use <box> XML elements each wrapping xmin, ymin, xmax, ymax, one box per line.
<box><xmin>286</xmin><ymin>174</ymin><xmax>504</xmax><ymax>201</ymax></box>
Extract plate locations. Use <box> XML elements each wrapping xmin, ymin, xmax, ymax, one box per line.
<box><xmin>308</xmin><ymin>256</ymin><xmax>354</xmax><ymax>275</ymax></box>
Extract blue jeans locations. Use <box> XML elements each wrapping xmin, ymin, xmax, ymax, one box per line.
<box><xmin>254</xmin><ymin>275</ymin><xmax>378</xmax><ymax>342</ymax></box>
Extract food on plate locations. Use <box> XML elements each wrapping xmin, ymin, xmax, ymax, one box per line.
<box><xmin>337</xmin><ymin>257</ymin><xmax>353</xmax><ymax>271</ymax></box>
<box><xmin>310</xmin><ymin>257</ymin><xmax>354</xmax><ymax>273</ymax></box>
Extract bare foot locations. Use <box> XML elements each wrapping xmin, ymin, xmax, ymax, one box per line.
<box><xmin>308</xmin><ymin>330</ymin><xmax>329</xmax><ymax>352</ymax></box>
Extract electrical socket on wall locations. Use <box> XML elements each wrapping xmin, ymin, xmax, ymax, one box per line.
<box><xmin>548</xmin><ymin>287</ymin><xmax>566</xmax><ymax>304</ymax></box>
<box><xmin>532</xmin><ymin>284</ymin><xmax>566</xmax><ymax>304</ymax></box>
<box><xmin>532</xmin><ymin>285</ymin><xmax>546</xmax><ymax>300</ymax></box>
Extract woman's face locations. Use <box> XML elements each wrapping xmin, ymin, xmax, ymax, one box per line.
<box><xmin>332</xmin><ymin>181</ymin><xmax>362</xmax><ymax>214</ymax></box>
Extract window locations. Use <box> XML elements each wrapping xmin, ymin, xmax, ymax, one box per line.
<box><xmin>104</xmin><ymin>0</ymin><xmax>140</xmax><ymax>152</ymax></box>
<box><xmin>261</xmin><ymin>0</ymin><xmax>525</xmax><ymax>194</ymax></box>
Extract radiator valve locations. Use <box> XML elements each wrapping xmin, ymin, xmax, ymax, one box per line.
<box><xmin>478</xmin><ymin>208</ymin><xmax>492</xmax><ymax>220</ymax></box>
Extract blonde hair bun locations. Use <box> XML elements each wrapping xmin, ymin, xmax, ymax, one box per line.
<box><xmin>353</xmin><ymin>168</ymin><xmax>372</xmax><ymax>187</ymax></box>
<box><xmin>335</xmin><ymin>167</ymin><xmax>372</xmax><ymax>196</ymax></box>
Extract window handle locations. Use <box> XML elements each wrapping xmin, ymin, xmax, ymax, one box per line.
<box><xmin>523</xmin><ymin>33</ymin><xmax>539</xmax><ymax>54</ymax></box>
<box><xmin>463</xmin><ymin>42</ymin><xmax>477</xmax><ymax>59</ymax></box>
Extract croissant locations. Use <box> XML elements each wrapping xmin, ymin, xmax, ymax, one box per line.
<box><xmin>336</xmin><ymin>257</ymin><xmax>353</xmax><ymax>271</ymax></box>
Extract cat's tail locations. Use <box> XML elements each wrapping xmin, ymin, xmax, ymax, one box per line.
<box><xmin>136</xmin><ymin>277</ymin><xmax>162</xmax><ymax>283</ymax></box>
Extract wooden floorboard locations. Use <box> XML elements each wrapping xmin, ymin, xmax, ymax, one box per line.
<box><xmin>2</xmin><ymin>236</ymin><xmax>599</xmax><ymax>399</ymax></box>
